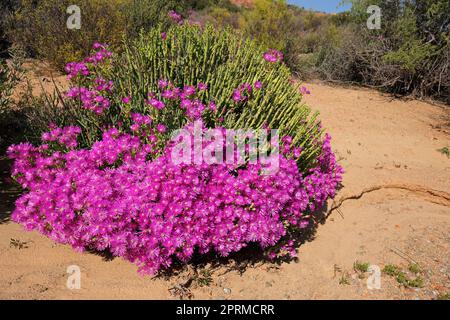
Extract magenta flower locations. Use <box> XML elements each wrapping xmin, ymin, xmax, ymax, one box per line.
<box><xmin>146</xmin><ymin>98</ymin><xmax>165</xmax><ymax>110</ymax></box>
<box><xmin>156</xmin><ymin>124</ymin><xmax>167</xmax><ymax>133</ymax></box>
<box><xmin>293</xmin><ymin>147</ymin><xmax>302</xmax><ymax>158</ymax></box>
<box><xmin>197</xmin><ymin>83</ymin><xmax>208</xmax><ymax>91</ymax></box>
<box><xmin>158</xmin><ymin>79</ymin><xmax>168</xmax><ymax>89</ymax></box>
<box><xmin>300</xmin><ymin>86</ymin><xmax>311</xmax><ymax>95</ymax></box>
<box><xmin>263</xmin><ymin>49</ymin><xmax>283</xmax><ymax>63</ymax></box>
<box><xmin>183</xmin><ymin>86</ymin><xmax>196</xmax><ymax>97</ymax></box>
<box><xmin>122</xmin><ymin>96</ymin><xmax>131</xmax><ymax>104</ymax></box>
<box><xmin>232</xmin><ymin>89</ymin><xmax>245</xmax><ymax>102</ymax></box>
<box><xmin>168</xmin><ymin>10</ymin><xmax>183</xmax><ymax>24</ymax></box>
<box><xmin>208</xmin><ymin>101</ymin><xmax>217</xmax><ymax>112</ymax></box>
<box><xmin>65</xmin><ymin>62</ymin><xmax>89</xmax><ymax>79</ymax></box>
<box><xmin>162</xmin><ymin>89</ymin><xmax>178</xmax><ymax>100</ymax></box>
<box><xmin>180</xmin><ymin>99</ymin><xmax>192</xmax><ymax>109</ymax></box>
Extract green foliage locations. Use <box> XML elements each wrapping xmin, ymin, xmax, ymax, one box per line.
<box><xmin>0</xmin><ymin>0</ymin><xmax>19</xmax><ymax>55</ymax></box>
<box><xmin>408</xmin><ymin>263</ymin><xmax>422</xmax><ymax>274</ymax></box>
<box><xmin>383</xmin><ymin>264</ymin><xmax>424</xmax><ymax>288</ymax></box>
<box><xmin>193</xmin><ymin>269</ymin><xmax>213</xmax><ymax>287</ymax></box>
<box><xmin>0</xmin><ymin>47</ymin><xmax>25</xmax><ymax>152</ymax></box>
<box><xmin>239</xmin><ymin>0</ymin><xmax>291</xmax><ymax>50</ymax></box>
<box><xmin>98</xmin><ymin>24</ymin><xmax>323</xmax><ymax>169</ymax></box>
<box><xmin>383</xmin><ymin>264</ymin><xmax>402</xmax><ymax>276</ymax></box>
<box><xmin>353</xmin><ymin>261</ymin><xmax>370</xmax><ymax>273</ymax></box>
<box><xmin>193</xmin><ymin>1</ymin><xmax>333</xmax><ymax>76</ymax></box>
<box><xmin>123</xmin><ymin>0</ymin><xmax>189</xmax><ymax>39</ymax></box>
<box><xmin>6</xmin><ymin>0</ymin><xmax>190</xmax><ymax>69</ymax></box>
<box><xmin>7</xmin><ymin>0</ymin><xmax>128</xmax><ymax>69</ymax></box>
<box><xmin>5</xmin><ymin>0</ymin><xmax>448</xmax><ymax>103</ymax></box>
<box><xmin>23</xmin><ymin>24</ymin><xmax>323</xmax><ymax>169</ymax></box>
<box><xmin>315</xmin><ymin>0</ymin><xmax>450</xmax><ymax>103</ymax></box>
<box><xmin>0</xmin><ymin>50</ymin><xmax>22</xmax><ymax>113</ymax></box>
<box><xmin>437</xmin><ymin>146</ymin><xmax>450</xmax><ymax>158</ymax></box>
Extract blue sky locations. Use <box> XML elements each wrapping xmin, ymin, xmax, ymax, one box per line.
<box><xmin>287</xmin><ymin>0</ymin><xmax>352</xmax><ymax>13</ymax></box>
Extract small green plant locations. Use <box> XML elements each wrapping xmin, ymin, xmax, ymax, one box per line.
<box><xmin>438</xmin><ymin>147</ymin><xmax>450</xmax><ymax>158</ymax></box>
<box><xmin>339</xmin><ymin>272</ymin><xmax>351</xmax><ymax>285</ymax></box>
<box><xmin>383</xmin><ymin>264</ymin><xmax>424</xmax><ymax>288</ymax></box>
<box><xmin>353</xmin><ymin>261</ymin><xmax>370</xmax><ymax>273</ymax></box>
<box><xmin>194</xmin><ymin>269</ymin><xmax>213</xmax><ymax>287</ymax></box>
<box><xmin>407</xmin><ymin>276</ymin><xmax>424</xmax><ymax>288</ymax></box>
<box><xmin>408</xmin><ymin>263</ymin><xmax>421</xmax><ymax>274</ymax></box>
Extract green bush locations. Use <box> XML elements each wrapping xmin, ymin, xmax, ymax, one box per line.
<box><xmin>0</xmin><ymin>53</ymin><xmax>21</xmax><ymax>113</ymax></box>
<box><xmin>7</xmin><ymin>0</ymin><xmax>128</xmax><ymax>69</ymax></box>
<box><xmin>315</xmin><ymin>0</ymin><xmax>450</xmax><ymax>103</ymax></box>
<box><xmin>6</xmin><ymin>0</ymin><xmax>190</xmax><ymax>69</ymax></box>
<box><xmin>103</xmin><ymin>24</ymin><xmax>322</xmax><ymax>168</ymax></box>
<box><xmin>26</xmin><ymin>24</ymin><xmax>323</xmax><ymax>170</ymax></box>
<box><xmin>0</xmin><ymin>0</ymin><xmax>19</xmax><ymax>56</ymax></box>
<box><xmin>0</xmin><ymin>47</ymin><xmax>25</xmax><ymax>153</ymax></box>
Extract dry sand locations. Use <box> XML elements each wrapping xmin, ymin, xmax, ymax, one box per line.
<box><xmin>1</xmin><ymin>72</ymin><xmax>449</xmax><ymax>299</ymax></box>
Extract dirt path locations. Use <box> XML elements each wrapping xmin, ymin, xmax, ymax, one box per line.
<box><xmin>0</xmin><ymin>79</ymin><xmax>449</xmax><ymax>300</ymax></box>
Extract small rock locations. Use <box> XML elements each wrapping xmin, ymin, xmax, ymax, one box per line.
<box><xmin>215</xmin><ymin>296</ymin><xmax>225</xmax><ymax>300</ymax></box>
<box><xmin>265</xmin><ymin>282</ymin><xmax>272</xmax><ymax>288</ymax></box>
<box><xmin>223</xmin><ymin>288</ymin><xmax>231</xmax><ymax>295</ymax></box>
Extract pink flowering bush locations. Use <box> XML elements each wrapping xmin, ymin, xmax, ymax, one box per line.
<box><xmin>50</xmin><ymin>26</ymin><xmax>324</xmax><ymax>169</ymax></box>
<box><xmin>8</xmin><ymin>22</ymin><xmax>343</xmax><ymax>275</ymax></box>
<box><xmin>8</xmin><ymin>123</ymin><xmax>342</xmax><ymax>274</ymax></box>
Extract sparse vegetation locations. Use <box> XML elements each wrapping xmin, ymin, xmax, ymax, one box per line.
<box><xmin>383</xmin><ymin>264</ymin><xmax>424</xmax><ymax>288</ymax></box>
<box><xmin>0</xmin><ymin>47</ymin><xmax>25</xmax><ymax>153</ymax></box>
<box><xmin>353</xmin><ymin>261</ymin><xmax>370</xmax><ymax>273</ymax></box>
<box><xmin>194</xmin><ymin>269</ymin><xmax>213</xmax><ymax>287</ymax></box>
<box><xmin>9</xmin><ymin>238</ymin><xmax>29</xmax><ymax>249</ymax></box>
<box><xmin>339</xmin><ymin>273</ymin><xmax>351</xmax><ymax>285</ymax></box>
<box><xmin>5</xmin><ymin>0</ymin><xmax>189</xmax><ymax>69</ymax></box>
<box><xmin>314</xmin><ymin>0</ymin><xmax>450</xmax><ymax>103</ymax></box>
<box><xmin>193</xmin><ymin>0</ymin><xmax>450</xmax><ymax>103</ymax></box>
<box><xmin>438</xmin><ymin>147</ymin><xmax>450</xmax><ymax>158</ymax></box>
<box><xmin>408</xmin><ymin>263</ymin><xmax>422</xmax><ymax>274</ymax></box>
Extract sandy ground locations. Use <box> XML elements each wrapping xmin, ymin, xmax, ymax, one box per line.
<box><xmin>0</xmin><ymin>72</ymin><xmax>449</xmax><ymax>299</ymax></box>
